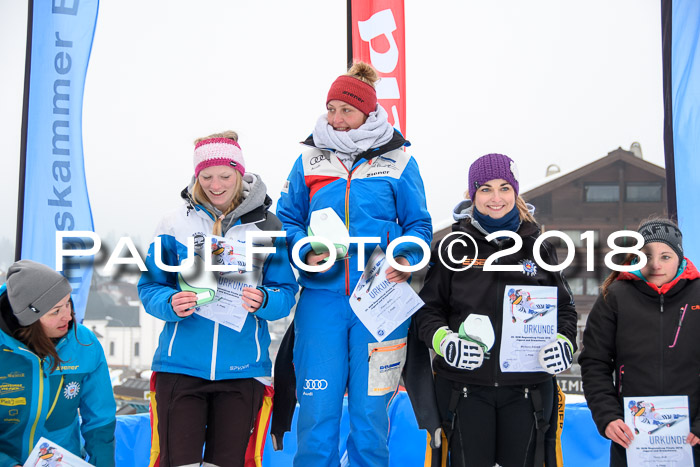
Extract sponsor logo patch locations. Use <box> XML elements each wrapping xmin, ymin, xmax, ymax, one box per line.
<box><xmin>64</xmin><ymin>382</ymin><xmax>80</xmax><ymax>399</ymax></box>
<box><xmin>303</xmin><ymin>379</ymin><xmax>328</xmax><ymax>391</ymax></box>
<box><xmin>0</xmin><ymin>397</ymin><xmax>26</xmax><ymax>406</ymax></box>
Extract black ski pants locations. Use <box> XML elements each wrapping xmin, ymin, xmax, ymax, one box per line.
<box><xmin>436</xmin><ymin>376</ymin><xmax>553</xmax><ymax>467</ymax></box>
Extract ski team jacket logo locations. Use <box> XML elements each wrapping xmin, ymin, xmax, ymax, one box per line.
<box><xmin>521</xmin><ymin>259</ymin><xmax>537</xmax><ymax>276</ymax></box>
<box><xmin>301</xmin><ymin>149</ymin><xmax>410</xmax><ymax>201</ymax></box>
<box><xmin>63</xmin><ymin>382</ymin><xmax>80</xmax><ymax>399</ymax></box>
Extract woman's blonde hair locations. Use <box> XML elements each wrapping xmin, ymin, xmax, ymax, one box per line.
<box><xmin>192</xmin><ymin>130</ymin><xmax>244</xmax><ymax>236</ymax></box>
<box><xmin>346</xmin><ymin>61</ymin><xmax>379</xmax><ymax>88</ymax></box>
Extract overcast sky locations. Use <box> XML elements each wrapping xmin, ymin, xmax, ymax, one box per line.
<box><xmin>0</xmin><ymin>1</ymin><xmax>663</xmax><ymax>263</ymax></box>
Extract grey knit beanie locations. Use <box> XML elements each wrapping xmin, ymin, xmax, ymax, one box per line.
<box><xmin>6</xmin><ymin>260</ymin><xmax>72</xmax><ymax>326</ymax></box>
<box><xmin>637</xmin><ymin>220</ymin><xmax>683</xmax><ymax>260</ymax></box>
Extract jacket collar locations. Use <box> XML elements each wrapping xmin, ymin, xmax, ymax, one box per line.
<box><xmin>617</xmin><ymin>257</ymin><xmax>700</xmax><ymax>295</ymax></box>
<box><xmin>301</xmin><ymin>129</ymin><xmax>409</xmax><ymax>163</ymax></box>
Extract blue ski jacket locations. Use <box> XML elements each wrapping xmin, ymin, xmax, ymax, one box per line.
<box><xmin>0</xmin><ymin>287</ymin><xmax>116</xmax><ymax>467</ymax></box>
<box><xmin>276</xmin><ymin>131</ymin><xmax>432</xmax><ymax>295</ymax></box>
<box><xmin>138</xmin><ymin>174</ymin><xmax>298</xmax><ymax>381</ymax></box>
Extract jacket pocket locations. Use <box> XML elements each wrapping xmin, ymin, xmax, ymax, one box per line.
<box><xmin>367</xmin><ymin>337</ymin><xmax>407</xmax><ymax>396</ymax></box>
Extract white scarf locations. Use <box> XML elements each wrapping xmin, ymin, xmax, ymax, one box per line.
<box><xmin>312</xmin><ymin>105</ymin><xmax>395</xmax><ymax>164</ymax></box>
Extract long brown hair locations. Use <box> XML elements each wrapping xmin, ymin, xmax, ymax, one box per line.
<box><xmin>600</xmin><ymin>253</ymin><xmax>637</xmax><ymax>299</ymax></box>
<box><xmin>13</xmin><ymin>301</ymin><xmax>85</xmax><ymax>373</ymax></box>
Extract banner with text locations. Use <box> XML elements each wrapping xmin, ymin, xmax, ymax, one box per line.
<box><xmin>20</xmin><ymin>0</ymin><xmax>99</xmax><ymax>322</ymax></box>
<box><xmin>350</xmin><ymin>0</ymin><xmax>407</xmax><ymax>136</ymax></box>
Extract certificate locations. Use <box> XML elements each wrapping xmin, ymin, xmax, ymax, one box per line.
<box><xmin>24</xmin><ymin>437</ymin><xmax>91</xmax><ymax>466</ymax></box>
<box><xmin>349</xmin><ymin>247</ymin><xmax>424</xmax><ymax>342</ymax></box>
<box><xmin>193</xmin><ymin>235</ymin><xmax>263</xmax><ymax>332</ymax></box>
<box><xmin>499</xmin><ymin>285</ymin><xmax>557</xmax><ymax>372</ymax></box>
<box><xmin>624</xmin><ymin>395</ymin><xmax>693</xmax><ymax>465</ymax></box>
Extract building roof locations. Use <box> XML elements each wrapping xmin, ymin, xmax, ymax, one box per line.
<box><xmin>431</xmin><ymin>148</ymin><xmax>666</xmax><ymax>235</ymax></box>
<box><xmin>84</xmin><ymin>290</ymin><xmax>140</xmax><ymax>327</ymax></box>
<box><xmin>113</xmin><ymin>377</ymin><xmax>150</xmax><ymax>399</ymax></box>
<box><xmin>519</xmin><ymin>148</ymin><xmax>665</xmax><ymax>199</ymax></box>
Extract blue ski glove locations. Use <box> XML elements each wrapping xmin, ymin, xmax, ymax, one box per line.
<box><xmin>433</xmin><ymin>326</ymin><xmax>484</xmax><ymax>371</ymax></box>
<box><xmin>538</xmin><ymin>334</ymin><xmax>574</xmax><ymax>374</ymax></box>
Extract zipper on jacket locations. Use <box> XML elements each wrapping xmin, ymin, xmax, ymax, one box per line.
<box><xmin>618</xmin><ymin>365</ymin><xmax>624</xmax><ymax>396</ymax></box>
<box><xmin>46</xmin><ymin>375</ymin><xmax>65</xmax><ymax>420</ymax></box>
<box><xmin>211</xmin><ymin>322</ymin><xmax>219</xmax><ymax>380</ymax></box>
<box><xmin>343</xmin><ymin>165</ymin><xmax>356</xmax><ymax>296</ymax></box>
<box><xmin>367</xmin><ymin>342</ymin><xmax>407</xmax><ymax>362</ymax></box>
<box><xmin>524</xmin><ymin>387</ymin><xmax>530</xmax><ymax>399</ymax></box>
<box><xmin>167</xmin><ymin>322</ymin><xmax>179</xmax><ymax>357</ymax></box>
<box><xmin>18</xmin><ymin>348</ymin><xmax>44</xmax><ymax>456</ymax></box>
<box><xmin>462</xmin><ymin>386</ymin><xmax>468</xmax><ymax>398</ymax></box>
<box><xmin>493</xmin><ymin>248</ymin><xmax>503</xmax><ymax>387</ymax></box>
<box><xmin>254</xmin><ymin>316</ymin><xmax>261</xmax><ymax>362</ymax></box>
<box><xmin>659</xmin><ymin>295</ymin><xmax>665</xmax><ymax>391</ymax></box>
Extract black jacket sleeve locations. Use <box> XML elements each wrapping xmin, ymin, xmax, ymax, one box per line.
<box><xmin>540</xmin><ymin>241</ymin><xmax>578</xmax><ymax>351</ymax></box>
<box><xmin>414</xmin><ymin>247</ymin><xmax>454</xmax><ymax>351</ymax></box>
<box><xmin>579</xmin><ymin>292</ymin><xmax>623</xmax><ymax>437</ymax></box>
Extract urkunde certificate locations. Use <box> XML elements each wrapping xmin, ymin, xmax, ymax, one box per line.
<box><xmin>193</xmin><ymin>236</ymin><xmax>262</xmax><ymax>332</ymax></box>
<box><xmin>624</xmin><ymin>395</ymin><xmax>693</xmax><ymax>466</ymax></box>
<box><xmin>350</xmin><ymin>246</ymin><xmax>424</xmax><ymax>342</ymax></box>
<box><xmin>499</xmin><ymin>285</ymin><xmax>557</xmax><ymax>372</ymax></box>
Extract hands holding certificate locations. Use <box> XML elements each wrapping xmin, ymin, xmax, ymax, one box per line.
<box><xmin>385</xmin><ymin>257</ymin><xmax>410</xmax><ymax>283</ymax></box>
<box><xmin>605</xmin><ymin>419</ymin><xmax>634</xmax><ymax>448</ymax></box>
<box><xmin>171</xmin><ymin>291</ymin><xmax>197</xmax><ymax>318</ymax></box>
<box><xmin>171</xmin><ymin>288</ymin><xmax>263</xmax><ymax>316</ymax></box>
<box><xmin>241</xmin><ymin>287</ymin><xmax>264</xmax><ymax>313</ymax></box>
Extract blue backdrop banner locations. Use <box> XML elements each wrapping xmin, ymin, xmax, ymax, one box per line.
<box><xmin>669</xmin><ymin>0</ymin><xmax>700</xmax><ymax>260</ymax></box>
<box><xmin>21</xmin><ymin>0</ymin><xmax>99</xmax><ymax>322</ymax></box>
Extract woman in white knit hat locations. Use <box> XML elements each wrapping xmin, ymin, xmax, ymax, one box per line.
<box><xmin>0</xmin><ymin>259</ymin><xmax>115</xmax><ymax>466</ymax></box>
<box><xmin>138</xmin><ymin>130</ymin><xmax>298</xmax><ymax>467</ymax></box>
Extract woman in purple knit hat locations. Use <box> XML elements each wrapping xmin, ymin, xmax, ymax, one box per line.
<box><xmin>413</xmin><ymin>153</ymin><xmax>578</xmax><ymax>466</ymax></box>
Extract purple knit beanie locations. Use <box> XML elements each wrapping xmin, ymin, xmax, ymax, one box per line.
<box><xmin>468</xmin><ymin>153</ymin><xmax>520</xmax><ymax>200</ymax></box>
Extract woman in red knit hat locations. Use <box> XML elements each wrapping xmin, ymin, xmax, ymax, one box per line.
<box><xmin>275</xmin><ymin>62</ymin><xmax>432</xmax><ymax>467</ymax></box>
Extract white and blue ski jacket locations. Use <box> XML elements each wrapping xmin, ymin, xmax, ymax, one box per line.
<box><xmin>138</xmin><ymin>173</ymin><xmax>297</xmax><ymax>381</ymax></box>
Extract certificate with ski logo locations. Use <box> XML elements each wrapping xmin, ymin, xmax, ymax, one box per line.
<box><xmin>194</xmin><ymin>236</ymin><xmax>263</xmax><ymax>332</ymax></box>
<box><xmin>499</xmin><ymin>285</ymin><xmax>557</xmax><ymax>372</ymax></box>
<box><xmin>624</xmin><ymin>395</ymin><xmax>693</xmax><ymax>465</ymax></box>
<box><xmin>24</xmin><ymin>436</ymin><xmax>91</xmax><ymax>466</ymax></box>
<box><xmin>349</xmin><ymin>247</ymin><xmax>424</xmax><ymax>342</ymax></box>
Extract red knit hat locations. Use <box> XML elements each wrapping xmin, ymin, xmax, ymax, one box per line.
<box><xmin>326</xmin><ymin>75</ymin><xmax>377</xmax><ymax>116</ymax></box>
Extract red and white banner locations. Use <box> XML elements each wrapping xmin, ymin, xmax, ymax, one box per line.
<box><xmin>350</xmin><ymin>0</ymin><xmax>407</xmax><ymax>137</ymax></box>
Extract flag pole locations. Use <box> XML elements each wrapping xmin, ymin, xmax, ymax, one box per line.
<box><xmin>660</xmin><ymin>0</ymin><xmax>677</xmax><ymax>220</ymax></box>
<box><xmin>16</xmin><ymin>0</ymin><xmax>35</xmax><ymax>261</ymax></box>
<box><xmin>347</xmin><ymin>0</ymin><xmax>353</xmax><ymax>70</ymax></box>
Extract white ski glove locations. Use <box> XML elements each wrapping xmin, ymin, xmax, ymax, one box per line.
<box><xmin>433</xmin><ymin>326</ymin><xmax>484</xmax><ymax>370</ymax></box>
<box><xmin>538</xmin><ymin>334</ymin><xmax>574</xmax><ymax>375</ymax></box>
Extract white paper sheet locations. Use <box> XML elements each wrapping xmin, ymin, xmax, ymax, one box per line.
<box><xmin>624</xmin><ymin>395</ymin><xmax>693</xmax><ymax>465</ymax></box>
<box><xmin>193</xmin><ymin>235</ymin><xmax>263</xmax><ymax>332</ymax></box>
<box><xmin>349</xmin><ymin>247</ymin><xmax>424</xmax><ymax>342</ymax></box>
<box><xmin>499</xmin><ymin>285</ymin><xmax>557</xmax><ymax>372</ymax></box>
<box><xmin>24</xmin><ymin>437</ymin><xmax>91</xmax><ymax>467</ymax></box>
